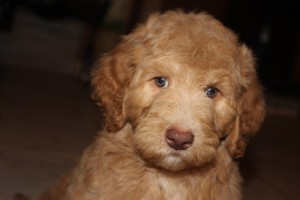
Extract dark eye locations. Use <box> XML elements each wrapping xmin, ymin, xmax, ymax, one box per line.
<box><xmin>154</xmin><ymin>77</ymin><xmax>169</xmax><ymax>88</ymax></box>
<box><xmin>206</xmin><ymin>87</ymin><xmax>218</xmax><ymax>98</ymax></box>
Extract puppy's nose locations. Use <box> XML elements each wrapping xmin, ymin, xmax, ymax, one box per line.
<box><xmin>165</xmin><ymin>128</ymin><xmax>194</xmax><ymax>150</ymax></box>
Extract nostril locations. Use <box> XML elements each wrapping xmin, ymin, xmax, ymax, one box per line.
<box><xmin>165</xmin><ymin>128</ymin><xmax>194</xmax><ymax>150</ymax></box>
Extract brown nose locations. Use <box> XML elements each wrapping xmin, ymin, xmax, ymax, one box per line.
<box><xmin>165</xmin><ymin>128</ymin><xmax>194</xmax><ymax>150</ymax></box>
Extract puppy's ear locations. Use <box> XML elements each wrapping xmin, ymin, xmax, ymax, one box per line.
<box><xmin>90</xmin><ymin>14</ymin><xmax>161</xmax><ymax>132</ymax></box>
<box><xmin>91</xmin><ymin>43</ymin><xmax>135</xmax><ymax>132</ymax></box>
<box><xmin>225</xmin><ymin>45</ymin><xmax>266</xmax><ymax>158</ymax></box>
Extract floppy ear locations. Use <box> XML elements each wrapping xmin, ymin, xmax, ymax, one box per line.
<box><xmin>225</xmin><ymin>45</ymin><xmax>266</xmax><ymax>158</ymax></box>
<box><xmin>90</xmin><ymin>13</ymin><xmax>161</xmax><ymax>132</ymax></box>
<box><xmin>91</xmin><ymin>43</ymin><xmax>135</xmax><ymax>132</ymax></box>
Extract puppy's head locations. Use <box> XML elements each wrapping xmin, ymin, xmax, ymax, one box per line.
<box><xmin>92</xmin><ymin>11</ymin><xmax>265</xmax><ymax>171</ymax></box>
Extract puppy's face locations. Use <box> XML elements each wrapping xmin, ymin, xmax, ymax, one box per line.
<box><xmin>92</xmin><ymin>11</ymin><xmax>265</xmax><ymax>171</ymax></box>
<box><xmin>124</xmin><ymin>29</ymin><xmax>239</xmax><ymax>171</ymax></box>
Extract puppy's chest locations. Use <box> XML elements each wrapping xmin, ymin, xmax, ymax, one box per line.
<box><xmin>154</xmin><ymin>174</ymin><xmax>202</xmax><ymax>200</ymax></box>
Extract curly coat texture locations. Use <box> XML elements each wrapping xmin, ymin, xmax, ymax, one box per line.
<box><xmin>36</xmin><ymin>11</ymin><xmax>265</xmax><ymax>200</ymax></box>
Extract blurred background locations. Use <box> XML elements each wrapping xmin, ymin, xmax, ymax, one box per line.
<box><xmin>0</xmin><ymin>0</ymin><xmax>299</xmax><ymax>199</ymax></box>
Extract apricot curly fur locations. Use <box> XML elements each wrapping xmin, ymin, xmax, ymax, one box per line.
<box><xmin>25</xmin><ymin>10</ymin><xmax>265</xmax><ymax>200</ymax></box>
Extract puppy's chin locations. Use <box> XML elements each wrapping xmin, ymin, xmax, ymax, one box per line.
<box><xmin>154</xmin><ymin>153</ymin><xmax>208</xmax><ymax>171</ymax></box>
<box><xmin>158</xmin><ymin>155</ymin><xmax>186</xmax><ymax>171</ymax></box>
<box><xmin>138</xmin><ymin>149</ymin><xmax>218</xmax><ymax>172</ymax></box>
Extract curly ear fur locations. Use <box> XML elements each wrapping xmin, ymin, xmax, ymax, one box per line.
<box><xmin>91</xmin><ymin>47</ymin><xmax>131</xmax><ymax>132</ymax></box>
<box><xmin>90</xmin><ymin>14</ymin><xmax>159</xmax><ymax>132</ymax></box>
<box><xmin>225</xmin><ymin>45</ymin><xmax>266</xmax><ymax>158</ymax></box>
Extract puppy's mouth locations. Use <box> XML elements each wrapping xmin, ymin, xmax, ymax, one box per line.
<box><xmin>155</xmin><ymin>149</ymin><xmax>216</xmax><ymax>171</ymax></box>
<box><xmin>139</xmin><ymin>141</ymin><xmax>217</xmax><ymax>171</ymax></box>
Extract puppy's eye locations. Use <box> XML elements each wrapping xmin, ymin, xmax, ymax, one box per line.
<box><xmin>206</xmin><ymin>87</ymin><xmax>218</xmax><ymax>98</ymax></box>
<box><xmin>154</xmin><ymin>77</ymin><xmax>168</xmax><ymax>88</ymax></box>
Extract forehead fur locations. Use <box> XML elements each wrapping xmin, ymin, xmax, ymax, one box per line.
<box><xmin>125</xmin><ymin>11</ymin><xmax>241</xmax><ymax>73</ymax></box>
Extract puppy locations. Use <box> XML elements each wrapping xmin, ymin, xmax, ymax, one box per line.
<box><xmin>35</xmin><ymin>11</ymin><xmax>265</xmax><ymax>200</ymax></box>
